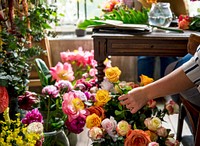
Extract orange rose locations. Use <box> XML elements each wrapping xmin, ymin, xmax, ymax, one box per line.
<box><xmin>0</xmin><ymin>86</ymin><xmax>9</xmax><ymax>113</ymax></box>
<box><xmin>125</xmin><ymin>129</ymin><xmax>151</xmax><ymax>146</ymax></box>
<box><xmin>146</xmin><ymin>0</ymin><xmax>157</xmax><ymax>4</ymax></box>
<box><xmin>140</xmin><ymin>74</ymin><xmax>154</xmax><ymax>86</ymax></box>
<box><xmin>87</xmin><ymin>106</ymin><xmax>105</xmax><ymax>120</ymax></box>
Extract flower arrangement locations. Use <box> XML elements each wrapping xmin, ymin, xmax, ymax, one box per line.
<box><xmin>16</xmin><ymin>47</ymin><xmax>100</xmax><ymax>145</ymax></box>
<box><xmin>78</xmin><ymin>0</ymin><xmax>183</xmax><ymax>33</ymax></box>
<box><xmin>16</xmin><ymin>46</ymin><xmax>180</xmax><ymax>145</ymax></box>
<box><xmin>84</xmin><ymin>67</ymin><xmax>180</xmax><ymax>146</ymax></box>
<box><xmin>178</xmin><ymin>14</ymin><xmax>200</xmax><ymax>31</ymax></box>
<box><xmin>0</xmin><ymin>87</ymin><xmax>44</xmax><ymax>146</ymax></box>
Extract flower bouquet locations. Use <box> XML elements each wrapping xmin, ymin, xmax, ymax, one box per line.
<box><xmin>84</xmin><ymin>66</ymin><xmax>180</xmax><ymax>146</ymax></box>
<box><xmin>16</xmin><ymin>46</ymin><xmax>180</xmax><ymax>146</ymax></box>
<box><xmin>0</xmin><ymin>87</ymin><xmax>44</xmax><ymax>146</ymax></box>
<box><xmin>16</xmin><ymin>47</ymin><xmax>102</xmax><ymax>145</ymax></box>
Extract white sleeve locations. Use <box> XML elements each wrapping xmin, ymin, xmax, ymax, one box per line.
<box><xmin>182</xmin><ymin>45</ymin><xmax>200</xmax><ymax>85</ymax></box>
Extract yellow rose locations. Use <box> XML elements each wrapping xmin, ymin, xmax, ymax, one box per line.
<box><xmin>72</xmin><ymin>98</ymin><xmax>85</xmax><ymax>111</ymax></box>
<box><xmin>94</xmin><ymin>90</ymin><xmax>111</xmax><ymax>106</ymax></box>
<box><xmin>105</xmin><ymin>67</ymin><xmax>121</xmax><ymax>83</ymax></box>
<box><xmin>116</xmin><ymin>120</ymin><xmax>131</xmax><ymax>136</ymax></box>
<box><xmin>86</xmin><ymin>113</ymin><xmax>102</xmax><ymax>129</ymax></box>
<box><xmin>140</xmin><ymin>74</ymin><xmax>154</xmax><ymax>86</ymax></box>
<box><xmin>148</xmin><ymin>117</ymin><xmax>162</xmax><ymax>131</ymax></box>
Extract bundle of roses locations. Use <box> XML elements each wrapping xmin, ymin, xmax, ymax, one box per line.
<box><xmin>17</xmin><ymin>47</ymin><xmax>102</xmax><ymax>133</ymax></box>
<box><xmin>84</xmin><ymin>66</ymin><xmax>180</xmax><ymax>146</ymax></box>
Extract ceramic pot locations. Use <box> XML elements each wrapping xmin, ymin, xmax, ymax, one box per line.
<box><xmin>43</xmin><ymin>129</ymin><xmax>70</xmax><ymax>146</ymax></box>
<box><xmin>75</xmin><ymin>29</ymin><xmax>86</xmax><ymax>37</ymax></box>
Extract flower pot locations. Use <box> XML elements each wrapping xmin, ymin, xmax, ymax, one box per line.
<box><xmin>65</xmin><ymin>129</ymin><xmax>78</xmax><ymax>146</ymax></box>
<box><xmin>75</xmin><ymin>29</ymin><xmax>86</xmax><ymax>37</ymax></box>
<box><xmin>43</xmin><ymin>129</ymin><xmax>70</xmax><ymax>146</ymax></box>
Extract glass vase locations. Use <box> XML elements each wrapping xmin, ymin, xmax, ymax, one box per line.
<box><xmin>43</xmin><ymin>129</ymin><xmax>70</xmax><ymax>146</ymax></box>
<box><xmin>148</xmin><ymin>2</ymin><xmax>173</xmax><ymax>27</ymax></box>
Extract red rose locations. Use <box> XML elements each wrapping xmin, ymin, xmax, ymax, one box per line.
<box><xmin>0</xmin><ymin>86</ymin><xmax>9</xmax><ymax>113</ymax></box>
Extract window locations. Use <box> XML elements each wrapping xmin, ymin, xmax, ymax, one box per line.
<box><xmin>49</xmin><ymin>0</ymin><xmax>107</xmax><ymax>25</ymax></box>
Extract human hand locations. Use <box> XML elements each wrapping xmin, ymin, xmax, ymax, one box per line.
<box><xmin>118</xmin><ymin>87</ymin><xmax>149</xmax><ymax>114</ymax></box>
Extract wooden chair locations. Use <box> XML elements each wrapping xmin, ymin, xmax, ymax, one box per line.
<box><xmin>176</xmin><ymin>95</ymin><xmax>200</xmax><ymax>146</ymax></box>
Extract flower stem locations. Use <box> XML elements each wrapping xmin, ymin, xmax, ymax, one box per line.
<box><xmin>46</xmin><ymin>97</ymin><xmax>50</xmax><ymax>131</ymax></box>
<box><xmin>150</xmin><ymin>25</ymin><xmax>184</xmax><ymax>33</ymax></box>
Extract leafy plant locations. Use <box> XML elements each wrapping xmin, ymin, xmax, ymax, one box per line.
<box><xmin>189</xmin><ymin>15</ymin><xmax>200</xmax><ymax>31</ymax></box>
<box><xmin>78</xmin><ymin>8</ymin><xmax>149</xmax><ymax>30</ymax></box>
<box><xmin>0</xmin><ymin>0</ymin><xmax>59</xmax><ymax>119</ymax></box>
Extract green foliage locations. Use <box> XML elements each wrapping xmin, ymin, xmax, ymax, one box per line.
<box><xmin>35</xmin><ymin>58</ymin><xmax>54</xmax><ymax>87</ymax></box>
<box><xmin>28</xmin><ymin>4</ymin><xmax>59</xmax><ymax>41</ymax></box>
<box><xmin>78</xmin><ymin>8</ymin><xmax>149</xmax><ymax>30</ymax></box>
<box><xmin>0</xmin><ymin>2</ymin><xmax>59</xmax><ymax>98</ymax></box>
<box><xmin>189</xmin><ymin>15</ymin><xmax>200</xmax><ymax>31</ymax></box>
<box><xmin>103</xmin><ymin>8</ymin><xmax>149</xmax><ymax>24</ymax></box>
<box><xmin>34</xmin><ymin>58</ymin><xmax>66</xmax><ymax>131</ymax></box>
<box><xmin>0</xmin><ymin>29</ymin><xmax>41</xmax><ymax>96</ymax></box>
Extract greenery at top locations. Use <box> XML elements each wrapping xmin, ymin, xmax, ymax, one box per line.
<box><xmin>78</xmin><ymin>8</ymin><xmax>149</xmax><ymax>30</ymax></box>
<box><xmin>78</xmin><ymin>5</ymin><xmax>183</xmax><ymax>33</ymax></box>
<box><xmin>189</xmin><ymin>15</ymin><xmax>200</xmax><ymax>31</ymax></box>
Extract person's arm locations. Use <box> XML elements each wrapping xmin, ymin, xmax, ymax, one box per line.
<box><xmin>118</xmin><ymin>67</ymin><xmax>195</xmax><ymax>114</ymax></box>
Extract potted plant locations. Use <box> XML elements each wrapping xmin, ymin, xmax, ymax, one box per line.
<box><xmin>0</xmin><ymin>0</ymin><xmax>58</xmax><ymax>120</ymax></box>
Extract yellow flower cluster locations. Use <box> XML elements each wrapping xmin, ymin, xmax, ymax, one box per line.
<box><xmin>0</xmin><ymin>114</ymin><xmax>41</xmax><ymax>146</ymax></box>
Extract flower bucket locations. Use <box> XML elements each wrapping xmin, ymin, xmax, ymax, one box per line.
<box><xmin>43</xmin><ymin>129</ymin><xmax>70</xmax><ymax>146</ymax></box>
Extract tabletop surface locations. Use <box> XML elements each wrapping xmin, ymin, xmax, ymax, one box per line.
<box><xmin>92</xmin><ymin>29</ymin><xmax>200</xmax><ymax>39</ymax></box>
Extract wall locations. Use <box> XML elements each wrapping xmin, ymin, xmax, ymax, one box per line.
<box><xmin>49</xmin><ymin>36</ymin><xmax>138</xmax><ymax>82</ymax></box>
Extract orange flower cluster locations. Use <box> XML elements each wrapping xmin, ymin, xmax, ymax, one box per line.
<box><xmin>178</xmin><ymin>15</ymin><xmax>190</xmax><ymax>30</ymax></box>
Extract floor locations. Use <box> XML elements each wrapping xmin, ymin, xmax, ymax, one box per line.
<box><xmin>75</xmin><ymin>96</ymin><xmax>193</xmax><ymax>146</ymax></box>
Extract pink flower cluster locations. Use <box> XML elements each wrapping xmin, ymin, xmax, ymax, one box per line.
<box><xmin>165</xmin><ymin>100</ymin><xmax>179</xmax><ymax>115</ymax></box>
<box><xmin>60</xmin><ymin>47</ymin><xmax>97</xmax><ymax>68</ymax></box>
<box><xmin>51</xmin><ymin>47</ymin><xmax>98</xmax><ymax>82</ymax></box>
<box><xmin>22</xmin><ymin>108</ymin><xmax>43</xmax><ymax>125</ymax></box>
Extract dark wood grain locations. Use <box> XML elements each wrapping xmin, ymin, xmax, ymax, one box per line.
<box><xmin>93</xmin><ymin>30</ymin><xmax>200</xmax><ymax>83</ymax></box>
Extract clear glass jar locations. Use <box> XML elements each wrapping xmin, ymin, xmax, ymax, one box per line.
<box><xmin>148</xmin><ymin>2</ymin><xmax>173</xmax><ymax>27</ymax></box>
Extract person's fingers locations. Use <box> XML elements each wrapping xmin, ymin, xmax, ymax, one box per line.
<box><xmin>118</xmin><ymin>94</ymin><xmax>127</xmax><ymax>101</ymax></box>
<box><xmin>130</xmin><ymin>107</ymin><xmax>138</xmax><ymax>114</ymax></box>
<box><xmin>120</xmin><ymin>98</ymin><xmax>131</xmax><ymax>105</ymax></box>
<box><xmin>126</xmin><ymin>102</ymin><xmax>134</xmax><ymax>109</ymax></box>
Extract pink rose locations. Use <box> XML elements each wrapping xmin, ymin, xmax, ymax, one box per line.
<box><xmin>100</xmin><ymin>79</ymin><xmax>114</xmax><ymax>91</ymax></box>
<box><xmin>156</xmin><ymin>126</ymin><xmax>168</xmax><ymax>137</ymax></box>
<box><xmin>62</xmin><ymin>91</ymin><xmax>88</xmax><ymax>121</ymax></box>
<box><xmin>101</xmin><ymin>116</ymin><xmax>117</xmax><ymax>137</ymax></box>
<box><xmin>88</xmin><ymin>127</ymin><xmax>103</xmax><ymax>140</ymax></box>
<box><xmin>42</xmin><ymin>85</ymin><xmax>59</xmax><ymax>98</ymax></box>
<box><xmin>148</xmin><ymin>142</ymin><xmax>159</xmax><ymax>146</ymax></box>
<box><xmin>165</xmin><ymin>100</ymin><xmax>179</xmax><ymax>115</ymax></box>
<box><xmin>165</xmin><ymin>137</ymin><xmax>179</xmax><ymax>146</ymax></box>
<box><xmin>147</xmin><ymin>100</ymin><xmax>157</xmax><ymax>108</ymax></box>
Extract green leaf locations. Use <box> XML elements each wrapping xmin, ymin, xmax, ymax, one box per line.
<box><xmin>35</xmin><ymin>58</ymin><xmax>52</xmax><ymax>86</ymax></box>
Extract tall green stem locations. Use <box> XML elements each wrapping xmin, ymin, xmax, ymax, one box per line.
<box><xmin>46</xmin><ymin>97</ymin><xmax>50</xmax><ymax>131</ymax></box>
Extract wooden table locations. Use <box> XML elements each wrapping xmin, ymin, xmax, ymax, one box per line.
<box><xmin>92</xmin><ymin>30</ymin><xmax>197</xmax><ymax>84</ymax></box>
